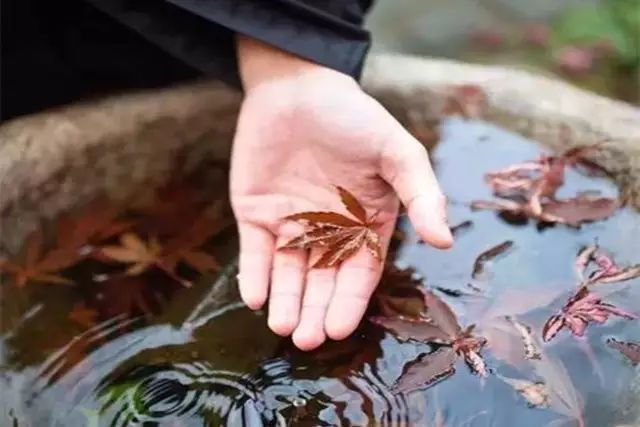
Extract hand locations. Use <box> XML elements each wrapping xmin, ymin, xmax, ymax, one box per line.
<box><xmin>231</xmin><ymin>36</ymin><xmax>453</xmax><ymax>350</ymax></box>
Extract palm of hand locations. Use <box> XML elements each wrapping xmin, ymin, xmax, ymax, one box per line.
<box><xmin>231</xmin><ymin>77</ymin><xmax>451</xmax><ymax>350</ymax></box>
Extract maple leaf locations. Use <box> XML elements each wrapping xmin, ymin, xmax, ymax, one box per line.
<box><xmin>574</xmin><ymin>245</ymin><xmax>640</xmax><ymax>286</ymax></box>
<box><xmin>475</xmin><ymin>142</ymin><xmax>619</xmax><ymax>227</ymax></box>
<box><xmin>471</xmin><ymin>195</ymin><xmax>619</xmax><ymax>227</ymax></box>
<box><xmin>540</xmin><ymin>196</ymin><xmax>620</xmax><ymax>227</ymax></box>
<box><xmin>372</xmin><ymin>288</ymin><xmax>489</xmax><ymax>392</ymax></box>
<box><xmin>0</xmin><ymin>198</ymin><xmax>132</xmax><ymax>288</ymax></box>
<box><xmin>101</xmin><ymin>233</ymin><xmax>163</xmax><ymax>276</ymax></box>
<box><xmin>449</xmin><ymin>220</ymin><xmax>473</xmax><ymax>237</ymax></box>
<box><xmin>485</xmin><ymin>143</ymin><xmax>606</xmax><ymax>202</ymax></box>
<box><xmin>392</xmin><ymin>347</ymin><xmax>457</xmax><ymax>393</ymax></box>
<box><xmin>471</xmin><ymin>240</ymin><xmax>514</xmax><ymax>279</ymax></box>
<box><xmin>542</xmin><ymin>287</ymin><xmax>637</xmax><ymax>342</ymax></box>
<box><xmin>0</xmin><ymin>228</ymin><xmax>74</xmax><ymax>287</ymax></box>
<box><xmin>606</xmin><ymin>338</ymin><xmax>640</xmax><ymax>365</ymax></box>
<box><xmin>281</xmin><ymin>186</ymin><xmax>383</xmax><ymax>268</ymax></box>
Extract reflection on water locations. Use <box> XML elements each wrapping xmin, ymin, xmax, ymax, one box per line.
<box><xmin>2</xmin><ymin>120</ymin><xmax>639</xmax><ymax>426</ymax></box>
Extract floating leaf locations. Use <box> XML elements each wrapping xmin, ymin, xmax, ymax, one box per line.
<box><xmin>392</xmin><ymin>348</ymin><xmax>457</xmax><ymax>393</ymax></box>
<box><xmin>607</xmin><ymin>338</ymin><xmax>640</xmax><ymax>365</ymax></box>
<box><xmin>575</xmin><ymin>245</ymin><xmax>598</xmax><ymax>281</ymax></box>
<box><xmin>420</xmin><ymin>289</ymin><xmax>462</xmax><ymax>338</ymax></box>
<box><xmin>472</xmin><ymin>196</ymin><xmax>619</xmax><ymax>227</ymax></box>
<box><xmin>541</xmin><ymin>196</ymin><xmax>619</xmax><ymax>226</ymax></box>
<box><xmin>282</xmin><ymin>187</ymin><xmax>382</xmax><ymax>268</ymax></box>
<box><xmin>449</xmin><ymin>220</ymin><xmax>473</xmax><ymax>237</ymax></box>
<box><xmin>372</xmin><ymin>288</ymin><xmax>488</xmax><ymax>390</ymax></box>
<box><xmin>376</xmin><ymin>294</ymin><xmax>426</xmax><ymax>318</ymax></box>
<box><xmin>572</xmin><ymin>245</ymin><xmax>640</xmax><ymax>289</ymax></box>
<box><xmin>472</xmin><ymin>240</ymin><xmax>514</xmax><ymax>279</ymax></box>
<box><xmin>542</xmin><ymin>287</ymin><xmax>637</xmax><ymax>342</ymax></box>
<box><xmin>475</xmin><ymin>142</ymin><xmax>619</xmax><ymax>227</ymax></box>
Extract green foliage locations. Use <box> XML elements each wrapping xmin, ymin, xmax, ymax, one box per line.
<box><xmin>554</xmin><ymin>0</ymin><xmax>640</xmax><ymax>67</ymax></box>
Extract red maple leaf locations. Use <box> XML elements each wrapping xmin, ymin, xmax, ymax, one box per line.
<box><xmin>371</xmin><ymin>288</ymin><xmax>488</xmax><ymax>393</ymax></box>
<box><xmin>473</xmin><ymin>142</ymin><xmax>620</xmax><ymax>226</ymax></box>
<box><xmin>575</xmin><ymin>245</ymin><xmax>640</xmax><ymax>286</ymax></box>
<box><xmin>0</xmin><ymin>198</ymin><xmax>130</xmax><ymax>287</ymax></box>
<box><xmin>542</xmin><ymin>287</ymin><xmax>637</xmax><ymax>342</ymax></box>
<box><xmin>281</xmin><ymin>186</ymin><xmax>383</xmax><ymax>268</ymax></box>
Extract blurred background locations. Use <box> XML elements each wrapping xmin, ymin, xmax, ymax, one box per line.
<box><xmin>367</xmin><ymin>0</ymin><xmax>639</xmax><ymax>104</ymax></box>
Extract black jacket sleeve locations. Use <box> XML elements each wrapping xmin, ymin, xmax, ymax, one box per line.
<box><xmin>82</xmin><ymin>0</ymin><xmax>374</xmax><ymax>86</ymax></box>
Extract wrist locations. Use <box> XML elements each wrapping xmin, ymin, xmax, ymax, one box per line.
<box><xmin>236</xmin><ymin>35</ymin><xmax>354</xmax><ymax>92</ymax></box>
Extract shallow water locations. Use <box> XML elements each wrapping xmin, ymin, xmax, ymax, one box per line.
<box><xmin>2</xmin><ymin>120</ymin><xmax>639</xmax><ymax>427</ymax></box>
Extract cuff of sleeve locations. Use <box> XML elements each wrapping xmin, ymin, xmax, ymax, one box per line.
<box><xmin>164</xmin><ymin>0</ymin><xmax>371</xmax><ymax>80</ymax></box>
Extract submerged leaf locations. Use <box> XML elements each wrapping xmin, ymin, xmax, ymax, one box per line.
<box><xmin>392</xmin><ymin>348</ymin><xmax>457</xmax><ymax>393</ymax></box>
<box><xmin>0</xmin><ymin>228</ymin><xmax>75</xmax><ymax>287</ymax></box>
<box><xmin>607</xmin><ymin>338</ymin><xmax>640</xmax><ymax>365</ymax></box>
<box><xmin>101</xmin><ymin>233</ymin><xmax>162</xmax><ymax>276</ymax></box>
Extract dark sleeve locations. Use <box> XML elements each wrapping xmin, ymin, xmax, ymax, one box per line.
<box><xmin>82</xmin><ymin>0</ymin><xmax>374</xmax><ymax>86</ymax></box>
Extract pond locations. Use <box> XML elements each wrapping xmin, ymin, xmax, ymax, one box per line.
<box><xmin>1</xmin><ymin>119</ymin><xmax>639</xmax><ymax>426</ymax></box>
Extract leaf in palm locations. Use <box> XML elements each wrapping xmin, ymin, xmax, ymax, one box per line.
<box><xmin>281</xmin><ymin>186</ymin><xmax>383</xmax><ymax>268</ymax></box>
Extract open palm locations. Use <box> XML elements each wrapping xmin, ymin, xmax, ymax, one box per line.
<box><xmin>230</xmin><ymin>69</ymin><xmax>452</xmax><ymax>350</ymax></box>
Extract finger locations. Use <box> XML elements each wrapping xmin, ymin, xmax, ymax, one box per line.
<box><xmin>325</xmin><ymin>220</ymin><xmax>395</xmax><ymax>340</ymax></box>
<box><xmin>293</xmin><ymin>251</ymin><xmax>337</xmax><ymax>351</ymax></box>
<box><xmin>237</xmin><ymin>221</ymin><xmax>275</xmax><ymax>310</ymax></box>
<box><xmin>268</xmin><ymin>223</ymin><xmax>308</xmax><ymax>336</ymax></box>
<box><xmin>379</xmin><ymin>124</ymin><xmax>453</xmax><ymax>249</ymax></box>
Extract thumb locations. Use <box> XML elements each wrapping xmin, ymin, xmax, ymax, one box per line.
<box><xmin>379</xmin><ymin>125</ymin><xmax>453</xmax><ymax>249</ymax></box>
